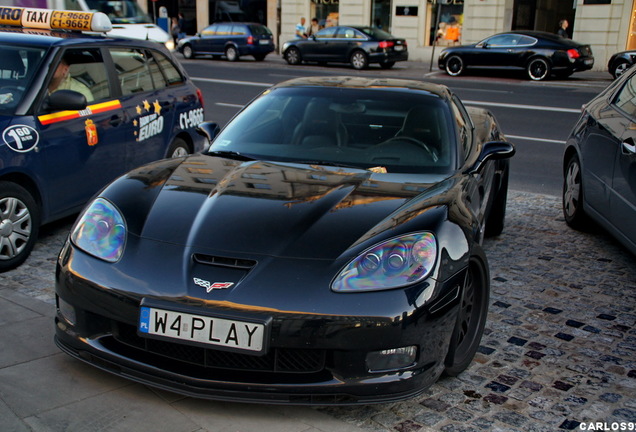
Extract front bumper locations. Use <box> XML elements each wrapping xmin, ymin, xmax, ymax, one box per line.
<box><xmin>54</xmin><ymin>241</ymin><xmax>466</xmax><ymax>405</ymax></box>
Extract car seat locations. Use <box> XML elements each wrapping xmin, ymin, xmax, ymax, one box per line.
<box><xmin>291</xmin><ymin>98</ymin><xmax>348</xmax><ymax>147</ymax></box>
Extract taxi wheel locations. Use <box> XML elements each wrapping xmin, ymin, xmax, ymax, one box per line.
<box><xmin>0</xmin><ymin>182</ymin><xmax>40</xmax><ymax>272</ymax></box>
<box><xmin>225</xmin><ymin>46</ymin><xmax>239</xmax><ymax>62</ymax></box>
<box><xmin>182</xmin><ymin>45</ymin><xmax>195</xmax><ymax>59</ymax></box>
<box><xmin>168</xmin><ymin>138</ymin><xmax>190</xmax><ymax>158</ymax></box>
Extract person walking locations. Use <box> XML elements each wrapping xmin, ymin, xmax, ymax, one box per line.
<box><xmin>557</xmin><ymin>19</ymin><xmax>569</xmax><ymax>38</ymax></box>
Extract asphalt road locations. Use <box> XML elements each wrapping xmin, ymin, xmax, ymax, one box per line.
<box><xmin>178</xmin><ymin>54</ymin><xmax>612</xmax><ymax>197</ymax></box>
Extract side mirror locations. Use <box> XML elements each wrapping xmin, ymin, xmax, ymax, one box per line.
<box><xmin>465</xmin><ymin>141</ymin><xmax>515</xmax><ymax>174</ymax></box>
<box><xmin>196</xmin><ymin>121</ymin><xmax>221</xmax><ymax>142</ymax></box>
<box><xmin>45</xmin><ymin>90</ymin><xmax>87</xmax><ymax>112</ymax></box>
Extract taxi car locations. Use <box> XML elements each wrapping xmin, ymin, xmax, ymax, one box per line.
<box><xmin>55</xmin><ymin>76</ymin><xmax>514</xmax><ymax>405</ymax></box>
<box><xmin>0</xmin><ymin>7</ymin><xmax>207</xmax><ymax>271</ymax></box>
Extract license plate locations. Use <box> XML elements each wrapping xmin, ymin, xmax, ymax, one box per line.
<box><xmin>584</xmin><ymin>59</ymin><xmax>593</xmax><ymax>65</ymax></box>
<box><xmin>394</xmin><ymin>45</ymin><xmax>404</xmax><ymax>51</ymax></box>
<box><xmin>139</xmin><ymin>306</ymin><xmax>265</xmax><ymax>352</ymax></box>
<box><xmin>259</xmin><ymin>39</ymin><xmax>270</xmax><ymax>45</ymax></box>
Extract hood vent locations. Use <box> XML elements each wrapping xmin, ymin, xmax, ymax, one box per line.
<box><xmin>193</xmin><ymin>254</ymin><xmax>257</xmax><ymax>270</ymax></box>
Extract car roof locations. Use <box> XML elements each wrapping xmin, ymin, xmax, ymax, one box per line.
<box><xmin>272</xmin><ymin>76</ymin><xmax>453</xmax><ymax>100</ymax></box>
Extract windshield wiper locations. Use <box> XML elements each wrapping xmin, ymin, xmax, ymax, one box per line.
<box><xmin>294</xmin><ymin>160</ymin><xmax>362</xmax><ymax>169</ymax></box>
<box><xmin>208</xmin><ymin>150</ymin><xmax>255</xmax><ymax>161</ymax></box>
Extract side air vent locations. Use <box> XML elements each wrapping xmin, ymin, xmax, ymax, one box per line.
<box><xmin>193</xmin><ymin>254</ymin><xmax>257</xmax><ymax>270</ymax></box>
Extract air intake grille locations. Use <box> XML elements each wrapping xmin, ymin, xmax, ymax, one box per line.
<box><xmin>193</xmin><ymin>254</ymin><xmax>257</xmax><ymax>270</ymax></box>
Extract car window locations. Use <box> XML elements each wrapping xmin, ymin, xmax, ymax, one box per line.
<box><xmin>0</xmin><ymin>45</ymin><xmax>46</xmax><ymax>114</ymax></box>
<box><xmin>516</xmin><ymin>36</ymin><xmax>537</xmax><ymax>46</ymax></box>
<box><xmin>450</xmin><ymin>96</ymin><xmax>473</xmax><ymax>158</ymax></box>
<box><xmin>315</xmin><ymin>27</ymin><xmax>337</xmax><ymax>39</ymax></box>
<box><xmin>201</xmin><ymin>25</ymin><xmax>216</xmax><ymax>36</ymax></box>
<box><xmin>336</xmin><ymin>27</ymin><xmax>365</xmax><ymax>39</ymax></box>
<box><xmin>215</xmin><ymin>24</ymin><xmax>232</xmax><ymax>36</ymax></box>
<box><xmin>249</xmin><ymin>25</ymin><xmax>272</xmax><ymax>36</ymax></box>
<box><xmin>209</xmin><ymin>86</ymin><xmax>456</xmax><ymax>174</ymax></box>
<box><xmin>150</xmin><ymin>50</ymin><xmax>185</xmax><ymax>86</ymax></box>
<box><xmin>231</xmin><ymin>25</ymin><xmax>247</xmax><ymax>36</ymax></box>
<box><xmin>486</xmin><ymin>34</ymin><xmax>518</xmax><ymax>47</ymax></box>
<box><xmin>111</xmin><ymin>48</ymin><xmax>160</xmax><ymax>95</ymax></box>
<box><xmin>46</xmin><ymin>48</ymin><xmax>109</xmax><ymax>104</ymax></box>
<box><xmin>358</xmin><ymin>27</ymin><xmax>394</xmax><ymax>39</ymax></box>
<box><xmin>613</xmin><ymin>73</ymin><xmax>636</xmax><ymax>118</ymax></box>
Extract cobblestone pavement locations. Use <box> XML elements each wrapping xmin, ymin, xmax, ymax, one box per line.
<box><xmin>2</xmin><ymin>190</ymin><xmax>635</xmax><ymax>432</ymax></box>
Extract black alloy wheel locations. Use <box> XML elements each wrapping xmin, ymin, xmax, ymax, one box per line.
<box><xmin>285</xmin><ymin>47</ymin><xmax>302</xmax><ymax>65</ymax></box>
<box><xmin>445</xmin><ymin>55</ymin><xmax>464</xmax><ymax>76</ymax></box>
<box><xmin>527</xmin><ymin>57</ymin><xmax>550</xmax><ymax>81</ymax></box>
<box><xmin>444</xmin><ymin>248</ymin><xmax>489</xmax><ymax>376</ymax></box>
<box><xmin>611</xmin><ymin>60</ymin><xmax>630</xmax><ymax>79</ymax></box>
<box><xmin>563</xmin><ymin>153</ymin><xmax>590</xmax><ymax>229</ymax></box>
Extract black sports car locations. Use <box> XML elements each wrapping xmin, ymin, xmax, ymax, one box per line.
<box><xmin>282</xmin><ymin>26</ymin><xmax>408</xmax><ymax>69</ymax></box>
<box><xmin>607</xmin><ymin>50</ymin><xmax>636</xmax><ymax>79</ymax></box>
<box><xmin>563</xmin><ymin>65</ymin><xmax>636</xmax><ymax>255</ymax></box>
<box><xmin>55</xmin><ymin>77</ymin><xmax>514</xmax><ymax>404</ymax></box>
<box><xmin>438</xmin><ymin>31</ymin><xmax>594</xmax><ymax>81</ymax></box>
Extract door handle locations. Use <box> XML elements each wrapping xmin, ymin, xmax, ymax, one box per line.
<box><xmin>109</xmin><ymin>115</ymin><xmax>123</xmax><ymax>127</ymax></box>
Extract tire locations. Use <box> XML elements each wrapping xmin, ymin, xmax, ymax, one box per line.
<box><xmin>350</xmin><ymin>50</ymin><xmax>368</xmax><ymax>70</ymax></box>
<box><xmin>285</xmin><ymin>47</ymin><xmax>301</xmax><ymax>65</ymax></box>
<box><xmin>444</xmin><ymin>247</ymin><xmax>490</xmax><ymax>376</ymax></box>
<box><xmin>225</xmin><ymin>46</ymin><xmax>239</xmax><ymax>62</ymax></box>
<box><xmin>253</xmin><ymin>54</ymin><xmax>266</xmax><ymax>61</ymax></box>
<box><xmin>167</xmin><ymin>137</ymin><xmax>190</xmax><ymax>158</ymax></box>
<box><xmin>527</xmin><ymin>57</ymin><xmax>550</xmax><ymax>81</ymax></box>
<box><xmin>182</xmin><ymin>45</ymin><xmax>194</xmax><ymax>59</ymax></box>
<box><xmin>484</xmin><ymin>166</ymin><xmax>509</xmax><ymax>237</ymax></box>
<box><xmin>0</xmin><ymin>182</ymin><xmax>40</xmax><ymax>272</ymax></box>
<box><xmin>379</xmin><ymin>61</ymin><xmax>395</xmax><ymax>69</ymax></box>
<box><xmin>611</xmin><ymin>60</ymin><xmax>630</xmax><ymax>79</ymax></box>
<box><xmin>563</xmin><ymin>153</ymin><xmax>591</xmax><ymax>230</ymax></box>
<box><xmin>445</xmin><ymin>55</ymin><xmax>464</xmax><ymax>76</ymax></box>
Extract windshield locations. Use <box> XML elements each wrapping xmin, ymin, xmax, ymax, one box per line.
<box><xmin>86</xmin><ymin>0</ymin><xmax>152</xmax><ymax>24</ymax></box>
<box><xmin>0</xmin><ymin>46</ymin><xmax>47</xmax><ymax>115</ymax></box>
<box><xmin>210</xmin><ymin>86</ymin><xmax>456</xmax><ymax>174</ymax></box>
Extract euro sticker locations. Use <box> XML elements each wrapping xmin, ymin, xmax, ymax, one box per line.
<box><xmin>2</xmin><ymin>125</ymin><xmax>39</xmax><ymax>152</ymax></box>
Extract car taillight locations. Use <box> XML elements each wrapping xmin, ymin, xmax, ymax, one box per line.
<box><xmin>567</xmin><ymin>49</ymin><xmax>580</xmax><ymax>59</ymax></box>
<box><xmin>196</xmin><ymin>88</ymin><xmax>204</xmax><ymax>109</ymax></box>
<box><xmin>247</xmin><ymin>36</ymin><xmax>254</xmax><ymax>45</ymax></box>
<box><xmin>379</xmin><ymin>41</ymin><xmax>395</xmax><ymax>49</ymax></box>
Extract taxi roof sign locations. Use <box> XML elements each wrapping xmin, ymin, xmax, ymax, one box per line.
<box><xmin>0</xmin><ymin>7</ymin><xmax>112</xmax><ymax>33</ymax></box>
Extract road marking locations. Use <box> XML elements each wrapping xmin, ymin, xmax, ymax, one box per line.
<box><xmin>505</xmin><ymin>134</ymin><xmax>566</xmax><ymax>145</ymax></box>
<box><xmin>464</xmin><ymin>100</ymin><xmax>581</xmax><ymax>113</ymax></box>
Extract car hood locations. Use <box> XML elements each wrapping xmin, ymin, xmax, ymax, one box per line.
<box><xmin>118</xmin><ymin>155</ymin><xmax>449</xmax><ymax>260</ymax></box>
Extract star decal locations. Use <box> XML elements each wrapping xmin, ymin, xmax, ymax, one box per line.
<box><xmin>136</xmin><ymin>105</ymin><xmax>142</xmax><ymax>115</ymax></box>
<box><xmin>143</xmin><ymin>99</ymin><xmax>151</xmax><ymax>111</ymax></box>
<box><xmin>133</xmin><ymin>119</ymin><xmax>138</xmax><ymax>126</ymax></box>
<box><xmin>153</xmin><ymin>100</ymin><xmax>161</xmax><ymax>115</ymax></box>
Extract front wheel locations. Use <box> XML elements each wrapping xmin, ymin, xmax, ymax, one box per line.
<box><xmin>611</xmin><ymin>60</ymin><xmax>630</xmax><ymax>79</ymax></box>
<box><xmin>563</xmin><ymin>153</ymin><xmax>590</xmax><ymax>229</ymax></box>
<box><xmin>167</xmin><ymin>137</ymin><xmax>190</xmax><ymax>158</ymax></box>
<box><xmin>527</xmin><ymin>57</ymin><xmax>550</xmax><ymax>81</ymax></box>
<box><xmin>350</xmin><ymin>50</ymin><xmax>368</xmax><ymax>70</ymax></box>
<box><xmin>444</xmin><ymin>248</ymin><xmax>490</xmax><ymax>376</ymax></box>
<box><xmin>225</xmin><ymin>46</ymin><xmax>239</xmax><ymax>62</ymax></box>
<box><xmin>285</xmin><ymin>47</ymin><xmax>302</xmax><ymax>65</ymax></box>
<box><xmin>445</xmin><ymin>55</ymin><xmax>464</xmax><ymax>76</ymax></box>
<box><xmin>0</xmin><ymin>182</ymin><xmax>40</xmax><ymax>272</ymax></box>
<box><xmin>181</xmin><ymin>45</ymin><xmax>194</xmax><ymax>59</ymax></box>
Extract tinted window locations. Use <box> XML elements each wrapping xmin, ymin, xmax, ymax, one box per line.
<box><xmin>0</xmin><ymin>45</ymin><xmax>46</xmax><ymax>114</ymax></box>
<box><xmin>209</xmin><ymin>87</ymin><xmax>455</xmax><ymax>174</ymax></box>
<box><xmin>315</xmin><ymin>27</ymin><xmax>337</xmax><ymax>39</ymax></box>
<box><xmin>201</xmin><ymin>25</ymin><xmax>216</xmax><ymax>36</ymax></box>
<box><xmin>517</xmin><ymin>36</ymin><xmax>537</xmax><ymax>46</ymax></box>
<box><xmin>450</xmin><ymin>96</ymin><xmax>473</xmax><ymax>158</ymax></box>
<box><xmin>249</xmin><ymin>25</ymin><xmax>272</xmax><ymax>36</ymax></box>
<box><xmin>614</xmin><ymin>73</ymin><xmax>636</xmax><ymax>118</ymax></box>
<box><xmin>111</xmin><ymin>49</ymin><xmax>157</xmax><ymax>95</ymax></box>
<box><xmin>358</xmin><ymin>27</ymin><xmax>394</xmax><ymax>40</ymax></box>
<box><xmin>231</xmin><ymin>25</ymin><xmax>247</xmax><ymax>36</ymax></box>
<box><xmin>216</xmin><ymin>24</ymin><xmax>232</xmax><ymax>35</ymax></box>
<box><xmin>152</xmin><ymin>51</ymin><xmax>184</xmax><ymax>86</ymax></box>
<box><xmin>336</xmin><ymin>27</ymin><xmax>365</xmax><ymax>39</ymax></box>
<box><xmin>486</xmin><ymin>34</ymin><xmax>518</xmax><ymax>46</ymax></box>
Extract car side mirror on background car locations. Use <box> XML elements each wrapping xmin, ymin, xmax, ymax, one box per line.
<box><xmin>196</xmin><ymin>121</ymin><xmax>221</xmax><ymax>144</ymax></box>
<box><xmin>45</xmin><ymin>89</ymin><xmax>87</xmax><ymax>112</ymax></box>
<box><xmin>465</xmin><ymin>141</ymin><xmax>515</xmax><ymax>174</ymax></box>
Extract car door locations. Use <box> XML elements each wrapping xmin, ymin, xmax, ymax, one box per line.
<box><xmin>609</xmin><ymin>75</ymin><xmax>636</xmax><ymax>246</ymax></box>
<box><xmin>212</xmin><ymin>24</ymin><xmax>232</xmax><ymax>54</ymax></box>
<box><xmin>302</xmin><ymin>26</ymin><xmax>337</xmax><ymax>61</ymax></box>
<box><xmin>477</xmin><ymin>34</ymin><xmax>521</xmax><ymax>67</ymax></box>
<box><xmin>107</xmin><ymin>47</ymin><xmax>179</xmax><ymax>170</ymax></box>
<box><xmin>37</xmin><ymin>47</ymin><xmax>127</xmax><ymax>216</ymax></box>
<box><xmin>196</xmin><ymin>25</ymin><xmax>217</xmax><ymax>53</ymax></box>
<box><xmin>331</xmin><ymin>27</ymin><xmax>367</xmax><ymax>62</ymax></box>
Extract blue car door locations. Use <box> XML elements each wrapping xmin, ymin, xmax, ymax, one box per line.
<box><xmin>37</xmin><ymin>47</ymin><xmax>127</xmax><ymax>218</ymax></box>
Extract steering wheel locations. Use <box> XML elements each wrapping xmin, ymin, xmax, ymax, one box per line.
<box><xmin>380</xmin><ymin>136</ymin><xmax>438</xmax><ymax>162</ymax></box>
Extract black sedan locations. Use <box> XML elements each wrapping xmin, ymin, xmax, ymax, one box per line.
<box><xmin>607</xmin><ymin>50</ymin><xmax>636</xmax><ymax>79</ymax></box>
<box><xmin>55</xmin><ymin>77</ymin><xmax>514</xmax><ymax>404</ymax></box>
<box><xmin>563</xmin><ymin>67</ymin><xmax>636</xmax><ymax>255</ymax></box>
<box><xmin>438</xmin><ymin>31</ymin><xmax>594</xmax><ymax>81</ymax></box>
<box><xmin>282</xmin><ymin>26</ymin><xmax>408</xmax><ymax>69</ymax></box>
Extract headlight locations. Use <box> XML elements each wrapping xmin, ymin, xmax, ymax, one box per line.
<box><xmin>332</xmin><ymin>232</ymin><xmax>437</xmax><ymax>292</ymax></box>
<box><xmin>70</xmin><ymin>198</ymin><xmax>126</xmax><ymax>262</ymax></box>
